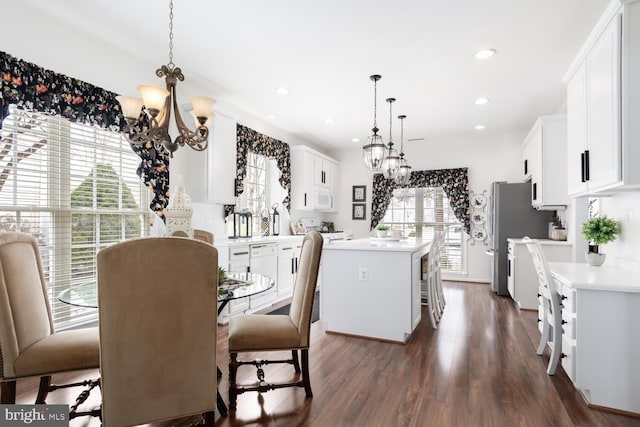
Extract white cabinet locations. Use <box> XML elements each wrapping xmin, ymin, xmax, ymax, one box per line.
<box><xmin>564</xmin><ymin>1</ymin><xmax>640</xmax><ymax>196</ymax></box>
<box><xmin>218</xmin><ymin>245</ymin><xmax>250</xmax><ymax>320</ymax></box>
<box><xmin>314</xmin><ymin>156</ymin><xmax>333</xmax><ymax>187</ymax></box>
<box><xmin>291</xmin><ymin>146</ymin><xmax>339</xmax><ymax>212</ymax></box>
<box><xmin>549</xmin><ymin>262</ymin><xmax>640</xmax><ymax>413</ymax></box>
<box><xmin>521</xmin><ymin>115</ymin><xmax>568</xmax><ymax>208</ymax></box>
<box><xmin>207</xmin><ymin>113</ymin><xmax>237</xmax><ymax>204</ymax></box>
<box><xmin>277</xmin><ymin>241</ymin><xmax>302</xmax><ymax>298</ymax></box>
<box><xmin>507</xmin><ymin>239</ymin><xmax>572</xmax><ymax>310</ymax></box>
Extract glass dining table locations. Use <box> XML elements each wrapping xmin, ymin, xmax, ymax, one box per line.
<box><xmin>58</xmin><ymin>271</ymin><xmax>275</xmax><ymax>417</ymax></box>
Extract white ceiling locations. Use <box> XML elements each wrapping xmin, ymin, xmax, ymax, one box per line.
<box><xmin>14</xmin><ymin>0</ymin><xmax>608</xmax><ymax>151</ymax></box>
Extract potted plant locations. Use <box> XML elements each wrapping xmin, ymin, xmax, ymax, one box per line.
<box><xmin>375</xmin><ymin>224</ymin><xmax>390</xmax><ymax>238</ymax></box>
<box><xmin>581</xmin><ymin>216</ymin><xmax>620</xmax><ymax>266</ymax></box>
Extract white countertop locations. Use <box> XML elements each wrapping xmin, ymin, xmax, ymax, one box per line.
<box><xmin>215</xmin><ymin>235</ymin><xmax>304</xmax><ymax>247</ymax></box>
<box><xmin>323</xmin><ymin>238</ymin><xmax>431</xmax><ymax>252</ymax></box>
<box><xmin>507</xmin><ymin>238</ymin><xmax>572</xmax><ymax>246</ymax></box>
<box><xmin>549</xmin><ymin>262</ymin><xmax>640</xmax><ymax>293</ymax></box>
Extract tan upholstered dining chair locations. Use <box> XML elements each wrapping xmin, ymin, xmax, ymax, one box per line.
<box><xmin>194</xmin><ymin>229</ymin><xmax>214</xmax><ymax>245</ymax></box>
<box><xmin>0</xmin><ymin>232</ymin><xmax>100</xmax><ymax>406</ymax></box>
<box><xmin>228</xmin><ymin>231</ymin><xmax>323</xmax><ymax>411</ymax></box>
<box><xmin>97</xmin><ymin>237</ymin><xmax>219</xmax><ymax>426</ymax></box>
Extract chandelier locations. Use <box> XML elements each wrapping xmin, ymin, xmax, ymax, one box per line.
<box><xmin>395</xmin><ymin>114</ymin><xmax>412</xmax><ymax>186</ymax></box>
<box><xmin>381</xmin><ymin>97</ymin><xmax>400</xmax><ymax>179</ymax></box>
<box><xmin>116</xmin><ymin>0</ymin><xmax>215</xmax><ymax>157</ymax></box>
<box><xmin>362</xmin><ymin>74</ymin><xmax>386</xmax><ymax>171</ymax></box>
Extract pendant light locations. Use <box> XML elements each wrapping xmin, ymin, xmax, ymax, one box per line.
<box><xmin>381</xmin><ymin>98</ymin><xmax>400</xmax><ymax>179</ymax></box>
<box><xmin>362</xmin><ymin>74</ymin><xmax>386</xmax><ymax>171</ymax></box>
<box><xmin>395</xmin><ymin>114</ymin><xmax>412</xmax><ymax>186</ymax></box>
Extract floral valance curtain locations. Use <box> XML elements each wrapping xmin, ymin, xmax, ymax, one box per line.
<box><xmin>371</xmin><ymin>167</ymin><xmax>470</xmax><ymax>234</ymax></box>
<box><xmin>223</xmin><ymin>124</ymin><xmax>291</xmax><ymax>218</ymax></box>
<box><xmin>0</xmin><ymin>50</ymin><xmax>169</xmax><ymax>219</ymax></box>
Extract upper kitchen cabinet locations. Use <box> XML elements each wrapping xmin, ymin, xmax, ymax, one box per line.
<box><xmin>563</xmin><ymin>0</ymin><xmax>640</xmax><ymax>196</ymax></box>
<box><xmin>291</xmin><ymin>145</ymin><xmax>339</xmax><ymax>212</ymax></box>
<box><xmin>521</xmin><ymin>115</ymin><xmax>568</xmax><ymax>209</ymax></box>
<box><xmin>207</xmin><ymin>113</ymin><xmax>237</xmax><ymax>204</ymax></box>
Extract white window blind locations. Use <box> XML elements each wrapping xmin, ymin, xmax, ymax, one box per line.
<box><xmin>0</xmin><ymin>106</ymin><xmax>151</xmax><ymax>329</ymax></box>
<box><xmin>382</xmin><ymin>187</ymin><xmax>465</xmax><ymax>273</ymax></box>
<box><xmin>239</xmin><ymin>152</ymin><xmax>268</xmax><ymax>233</ymax></box>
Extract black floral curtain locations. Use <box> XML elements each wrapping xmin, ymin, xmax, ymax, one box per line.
<box><xmin>0</xmin><ymin>50</ymin><xmax>170</xmax><ymax>219</ymax></box>
<box><xmin>223</xmin><ymin>124</ymin><xmax>291</xmax><ymax>218</ymax></box>
<box><xmin>371</xmin><ymin>168</ymin><xmax>470</xmax><ymax>234</ymax></box>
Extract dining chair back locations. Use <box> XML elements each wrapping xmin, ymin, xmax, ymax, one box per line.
<box><xmin>523</xmin><ymin>236</ymin><xmax>563</xmax><ymax>375</ymax></box>
<box><xmin>97</xmin><ymin>237</ymin><xmax>218</xmax><ymax>426</ymax></box>
<box><xmin>194</xmin><ymin>229</ymin><xmax>214</xmax><ymax>245</ymax></box>
<box><xmin>0</xmin><ymin>232</ymin><xmax>100</xmax><ymax>408</ymax></box>
<box><xmin>228</xmin><ymin>231</ymin><xmax>323</xmax><ymax>411</ymax></box>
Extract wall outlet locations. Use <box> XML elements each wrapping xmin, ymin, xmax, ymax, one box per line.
<box><xmin>358</xmin><ymin>267</ymin><xmax>368</xmax><ymax>281</ymax></box>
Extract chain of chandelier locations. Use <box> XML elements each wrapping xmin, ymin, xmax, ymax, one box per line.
<box><xmin>362</xmin><ymin>74</ymin><xmax>412</xmax><ymax>186</ymax></box>
<box><xmin>116</xmin><ymin>0</ymin><xmax>215</xmax><ymax>158</ymax></box>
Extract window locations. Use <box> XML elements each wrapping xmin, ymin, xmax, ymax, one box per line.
<box><xmin>239</xmin><ymin>152</ymin><xmax>268</xmax><ymax>234</ymax></box>
<box><xmin>382</xmin><ymin>187</ymin><xmax>465</xmax><ymax>273</ymax></box>
<box><xmin>237</xmin><ymin>152</ymin><xmax>286</xmax><ymax>235</ymax></box>
<box><xmin>0</xmin><ymin>106</ymin><xmax>151</xmax><ymax>329</ymax></box>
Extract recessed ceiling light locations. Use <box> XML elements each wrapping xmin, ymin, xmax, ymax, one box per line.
<box><xmin>325</xmin><ymin>118</ymin><xmax>334</xmax><ymax>124</ymax></box>
<box><xmin>266</xmin><ymin>114</ymin><xmax>276</xmax><ymax>119</ymax></box>
<box><xmin>276</xmin><ymin>87</ymin><xmax>289</xmax><ymax>95</ymax></box>
<box><xmin>352</xmin><ymin>137</ymin><xmax>360</xmax><ymax>143</ymax></box>
<box><xmin>474</xmin><ymin>97</ymin><xmax>490</xmax><ymax>105</ymax></box>
<box><xmin>475</xmin><ymin>49</ymin><xmax>496</xmax><ymax>60</ymax></box>
<box><xmin>475</xmin><ymin>125</ymin><xmax>486</xmax><ymax>130</ymax></box>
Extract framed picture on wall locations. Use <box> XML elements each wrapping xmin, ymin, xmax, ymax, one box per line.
<box><xmin>352</xmin><ymin>203</ymin><xmax>366</xmax><ymax>220</ymax></box>
<box><xmin>352</xmin><ymin>185</ymin><xmax>366</xmax><ymax>202</ymax></box>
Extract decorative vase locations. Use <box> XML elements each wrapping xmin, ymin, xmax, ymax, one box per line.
<box><xmin>585</xmin><ymin>252</ymin><xmax>606</xmax><ymax>267</ymax></box>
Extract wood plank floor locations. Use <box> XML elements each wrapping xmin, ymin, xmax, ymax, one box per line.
<box><xmin>14</xmin><ymin>281</ymin><xmax>640</xmax><ymax>426</ymax></box>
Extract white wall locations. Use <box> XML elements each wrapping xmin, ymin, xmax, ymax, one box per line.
<box><xmin>333</xmin><ymin>130</ymin><xmax>525</xmax><ymax>283</ymax></box>
<box><xmin>592</xmin><ymin>192</ymin><xmax>640</xmax><ymax>270</ymax></box>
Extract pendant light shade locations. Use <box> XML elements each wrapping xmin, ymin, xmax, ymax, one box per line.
<box><xmin>362</xmin><ymin>74</ymin><xmax>386</xmax><ymax>171</ymax></box>
<box><xmin>395</xmin><ymin>114</ymin><xmax>412</xmax><ymax>186</ymax></box>
<box><xmin>381</xmin><ymin>98</ymin><xmax>400</xmax><ymax>179</ymax></box>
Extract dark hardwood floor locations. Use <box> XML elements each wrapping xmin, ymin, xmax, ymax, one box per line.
<box><xmin>14</xmin><ymin>281</ymin><xmax>640</xmax><ymax>426</ymax></box>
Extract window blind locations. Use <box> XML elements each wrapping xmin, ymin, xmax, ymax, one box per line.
<box><xmin>382</xmin><ymin>187</ymin><xmax>465</xmax><ymax>274</ymax></box>
<box><xmin>0</xmin><ymin>106</ymin><xmax>151</xmax><ymax>329</ymax></box>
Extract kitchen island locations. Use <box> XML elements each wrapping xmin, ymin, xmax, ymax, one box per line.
<box><xmin>321</xmin><ymin>238</ymin><xmax>431</xmax><ymax>343</ymax></box>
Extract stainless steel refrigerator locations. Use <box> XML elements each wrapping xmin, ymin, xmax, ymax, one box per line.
<box><xmin>486</xmin><ymin>181</ymin><xmax>554</xmax><ymax>296</ymax></box>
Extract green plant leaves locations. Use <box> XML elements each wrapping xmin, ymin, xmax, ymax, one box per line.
<box><xmin>581</xmin><ymin>216</ymin><xmax>620</xmax><ymax>245</ymax></box>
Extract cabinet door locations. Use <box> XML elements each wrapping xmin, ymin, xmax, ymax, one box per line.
<box><xmin>527</xmin><ymin>125</ymin><xmax>543</xmax><ymax>207</ymax></box>
<box><xmin>327</xmin><ymin>160</ymin><xmax>339</xmax><ymax>212</ymax></box>
<box><xmin>585</xmin><ymin>14</ymin><xmax>621</xmax><ymax>190</ymax></box>
<box><xmin>207</xmin><ymin>114</ymin><xmax>237</xmax><ymax>203</ymax></box>
<box><xmin>314</xmin><ymin>157</ymin><xmax>328</xmax><ymax>187</ymax></box>
<box><xmin>567</xmin><ymin>63</ymin><xmax>588</xmax><ymax>196</ymax></box>
<box><xmin>291</xmin><ymin>150</ymin><xmax>315</xmax><ymax>210</ymax></box>
<box><xmin>277</xmin><ymin>246</ymin><xmax>295</xmax><ymax>297</ymax></box>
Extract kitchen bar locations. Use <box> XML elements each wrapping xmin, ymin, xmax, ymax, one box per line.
<box><xmin>321</xmin><ymin>238</ymin><xmax>431</xmax><ymax>343</ymax></box>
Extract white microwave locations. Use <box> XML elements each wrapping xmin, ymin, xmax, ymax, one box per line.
<box><xmin>315</xmin><ymin>187</ymin><xmax>333</xmax><ymax>210</ymax></box>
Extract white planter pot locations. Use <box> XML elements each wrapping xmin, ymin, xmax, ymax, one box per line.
<box><xmin>585</xmin><ymin>252</ymin><xmax>606</xmax><ymax>267</ymax></box>
<box><xmin>376</xmin><ymin>230</ymin><xmax>387</xmax><ymax>238</ymax></box>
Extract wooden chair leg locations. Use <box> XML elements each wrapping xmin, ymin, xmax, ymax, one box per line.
<box><xmin>291</xmin><ymin>349</ymin><xmax>301</xmax><ymax>373</ymax></box>
<box><xmin>35</xmin><ymin>375</ymin><xmax>51</xmax><ymax>404</ymax></box>
<box><xmin>301</xmin><ymin>349</ymin><xmax>312</xmax><ymax>397</ymax></box>
<box><xmin>229</xmin><ymin>352</ymin><xmax>238</xmax><ymax>411</ymax></box>
<box><xmin>1</xmin><ymin>380</ymin><xmax>17</xmax><ymax>404</ymax></box>
<box><xmin>203</xmin><ymin>410</ymin><xmax>215</xmax><ymax>426</ymax></box>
